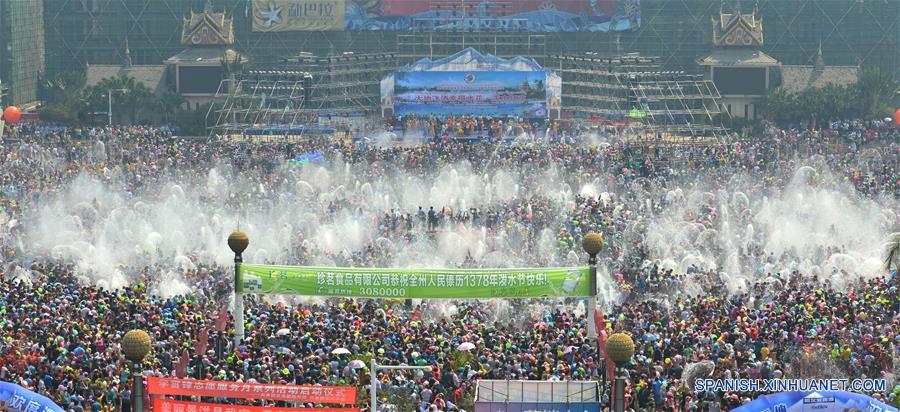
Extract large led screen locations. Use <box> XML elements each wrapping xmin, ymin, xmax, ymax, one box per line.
<box><xmin>393</xmin><ymin>71</ymin><xmax>548</xmax><ymax>118</ymax></box>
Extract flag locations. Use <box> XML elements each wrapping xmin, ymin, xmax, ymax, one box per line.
<box><xmin>214</xmin><ymin>305</ymin><xmax>229</xmax><ymax>332</ymax></box>
<box><xmin>594</xmin><ymin>308</ymin><xmax>616</xmax><ymax>381</ymax></box>
<box><xmin>197</xmin><ymin>329</ymin><xmax>209</xmax><ymax>356</ymax></box>
<box><xmin>176</xmin><ymin>348</ymin><xmax>189</xmax><ymax>378</ymax></box>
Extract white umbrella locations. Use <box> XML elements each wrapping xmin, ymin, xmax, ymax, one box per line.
<box><xmin>458</xmin><ymin>342</ymin><xmax>476</xmax><ymax>351</ymax></box>
<box><xmin>331</xmin><ymin>348</ymin><xmax>351</xmax><ymax>355</ymax></box>
<box><xmin>884</xmin><ymin>117</ymin><xmax>893</xmax><ymax>123</ymax></box>
<box><xmin>276</xmin><ymin>328</ymin><xmax>291</xmax><ymax>336</ymax></box>
<box><xmin>348</xmin><ymin>360</ymin><xmax>366</xmax><ymax>369</ymax></box>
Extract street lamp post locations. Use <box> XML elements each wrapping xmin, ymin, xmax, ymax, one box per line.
<box><xmin>606</xmin><ymin>333</ymin><xmax>635</xmax><ymax>412</ymax></box>
<box><xmin>228</xmin><ymin>231</ymin><xmax>249</xmax><ymax>348</ymax></box>
<box><xmin>581</xmin><ymin>232</ymin><xmax>604</xmax><ymax>341</ymax></box>
<box><xmin>108</xmin><ymin>88</ymin><xmax>128</xmax><ymax>125</ymax></box>
<box><xmin>121</xmin><ymin>330</ymin><xmax>152</xmax><ymax>412</ymax></box>
<box><xmin>370</xmin><ymin>360</ymin><xmax>431</xmax><ymax>412</ymax></box>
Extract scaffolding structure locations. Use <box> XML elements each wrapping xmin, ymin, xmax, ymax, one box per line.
<box><xmin>208</xmin><ymin>52</ymin><xmax>395</xmax><ymax>137</ymax></box>
<box><xmin>283</xmin><ymin>52</ymin><xmax>396</xmax><ymax>113</ymax></box>
<box><xmin>397</xmin><ymin>32</ymin><xmax>547</xmax><ymax>62</ymax></box>
<box><xmin>207</xmin><ymin>69</ymin><xmax>312</xmax><ymax>137</ymax></box>
<box><xmin>0</xmin><ymin>0</ymin><xmax>45</xmax><ymax>106</ymax></box>
<box><xmin>546</xmin><ymin>53</ymin><xmax>727</xmax><ymax>144</ymax></box>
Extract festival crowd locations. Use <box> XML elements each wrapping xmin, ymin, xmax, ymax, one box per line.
<box><xmin>0</xmin><ymin>118</ymin><xmax>898</xmax><ymax>412</ymax></box>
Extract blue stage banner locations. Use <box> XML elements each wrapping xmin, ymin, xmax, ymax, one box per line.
<box><xmin>394</xmin><ymin>71</ymin><xmax>548</xmax><ymax>118</ymax></box>
<box><xmin>732</xmin><ymin>391</ymin><xmax>898</xmax><ymax>412</ymax></box>
<box><xmin>0</xmin><ymin>381</ymin><xmax>66</xmax><ymax>412</ymax></box>
<box><xmin>475</xmin><ymin>402</ymin><xmax>601</xmax><ymax>412</ymax></box>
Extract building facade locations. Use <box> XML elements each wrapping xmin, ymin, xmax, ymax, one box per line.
<box><xmin>0</xmin><ymin>0</ymin><xmax>45</xmax><ymax>107</ymax></box>
<box><xmin>699</xmin><ymin>4</ymin><xmax>860</xmax><ymax>119</ymax></box>
<box><xmin>42</xmin><ymin>0</ymin><xmax>900</xmax><ymax>81</ymax></box>
<box><xmin>698</xmin><ymin>6</ymin><xmax>780</xmax><ymax>119</ymax></box>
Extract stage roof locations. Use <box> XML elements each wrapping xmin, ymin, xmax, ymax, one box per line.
<box><xmin>399</xmin><ymin>48</ymin><xmax>545</xmax><ymax>72</ymax></box>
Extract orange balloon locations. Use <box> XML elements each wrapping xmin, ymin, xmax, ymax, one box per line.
<box><xmin>895</xmin><ymin>108</ymin><xmax>900</xmax><ymax>126</ymax></box>
<box><xmin>2</xmin><ymin>106</ymin><xmax>21</xmax><ymax>124</ymax></box>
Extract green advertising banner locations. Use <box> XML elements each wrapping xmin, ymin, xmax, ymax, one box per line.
<box><xmin>238</xmin><ymin>264</ymin><xmax>592</xmax><ymax>298</ymax></box>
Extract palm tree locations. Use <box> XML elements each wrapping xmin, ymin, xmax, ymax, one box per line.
<box><xmin>856</xmin><ymin>66</ymin><xmax>897</xmax><ymax>118</ymax></box>
<box><xmin>43</xmin><ymin>71</ymin><xmax>86</xmax><ymax>107</ymax></box>
<box><xmin>76</xmin><ymin>85</ymin><xmax>108</xmax><ymax>123</ymax></box>
<box><xmin>158</xmin><ymin>92</ymin><xmax>186</xmax><ymax>125</ymax></box>
<box><xmin>41</xmin><ymin>71</ymin><xmax>88</xmax><ymax>123</ymax></box>
<box><xmin>885</xmin><ymin>232</ymin><xmax>900</xmax><ymax>273</ymax></box>
<box><xmin>95</xmin><ymin>75</ymin><xmax>128</xmax><ymax>124</ymax></box>
<box><xmin>95</xmin><ymin>75</ymin><xmax>153</xmax><ymax>124</ymax></box>
<box><xmin>127</xmin><ymin>82</ymin><xmax>153</xmax><ymax>123</ymax></box>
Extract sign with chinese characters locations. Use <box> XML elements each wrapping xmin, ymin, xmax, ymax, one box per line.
<box><xmin>153</xmin><ymin>398</ymin><xmax>360</xmax><ymax>412</ymax></box>
<box><xmin>252</xmin><ymin>0</ymin><xmax>345</xmax><ymax>32</ymax></box>
<box><xmin>252</xmin><ymin>0</ymin><xmax>640</xmax><ymax>32</ymax></box>
<box><xmin>146</xmin><ymin>377</ymin><xmax>357</xmax><ymax>404</ymax></box>
<box><xmin>238</xmin><ymin>264</ymin><xmax>592</xmax><ymax>298</ymax></box>
<box><xmin>0</xmin><ymin>381</ymin><xmax>65</xmax><ymax>412</ymax></box>
<box><xmin>393</xmin><ymin>71</ymin><xmax>549</xmax><ymax>118</ymax></box>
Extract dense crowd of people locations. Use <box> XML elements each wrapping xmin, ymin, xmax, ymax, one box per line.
<box><xmin>0</xmin><ymin>118</ymin><xmax>898</xmax><ymax>412</ymax></box>
<box><xmin>395</xmin><ymin>114</ymin><xmax>550</xmax><ymax>139</ymax></box>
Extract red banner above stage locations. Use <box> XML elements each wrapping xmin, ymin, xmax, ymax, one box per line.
<box><xmin>147</xmin><ymin>377</ymin><xmax>357</xmax><ymax>404</ymax></box>
<box><xmin>154</xmin><ymin>398</ymin><xmax>360</xmax><ymax>412</ymax></box>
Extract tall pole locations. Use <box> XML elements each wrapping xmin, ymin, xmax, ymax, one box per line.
<box><xmin>132</xmin><ymin>361</ymin><xmax>144</xmax><ymax>412</ymax></box>
<box><xmin>234</xmin><ymin>251</ymin><xmax>244</xmax><ymax>347</ymax></box>
<box><xmin>587</xmin><ymin>253</ymin><xmax>598</xmax><ymax>340</ymax></box>
<box><xmin>228</xmin><ymin>231</ymin><xmax>249</xmax><ymax>349</ymax></box>
<box><xmin>121</xmin><ymin>330</ymin><xmax>151</xmax><ymax>412</ymax></box>
<box><xmin>108</xmin><ymin>90</ymin><xmax>113</xmax><ymax>126</ymax></box>
<box><xmin>369</xmin><ymin>361</ymin><xmax>431</xmax><ymax>412</ymax></box>
<box><xmin>581</xmin><ymin>233</ymin><xmax>604</xmax><ymax>399</ymax></box>
<box><xmin>108</xmin><ymin>88</ymin><xmax>127</xmax><ymax>125</ymax></box>
<box><xmin>581</xmin><ymin>233</ymin><xmax>604</xmax><ymax>344</ymax></box>
<box><xmin>606</xmin><ymin>333</ymin><xmax>634</xmax><ymax>412</ymax></box>
<box><xmin>370</xmin><ymin>358</ymin><xmax>377</xmax><ymax>412</ymax></box>
<box><xmin>614</xmin><ymin>370</ymin><xmax>625</xmax><ymax>412</ymax></box>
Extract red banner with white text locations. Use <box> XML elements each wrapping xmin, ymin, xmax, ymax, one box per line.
<box><xmin>147</xmin><ymin>377</ymin><xmax>357</xmax><ymax>404</ymax></box>
<box><xmin>153</xmin><ymin>398</ymin><xmax>360</xmax><ymax>412</ymax></box>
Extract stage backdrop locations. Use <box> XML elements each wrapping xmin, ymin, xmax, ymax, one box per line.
<box><xmin>393</xmin><ymin>71</ymin><xmax>548</xmax><ymax>118</ymax></box>
<box><xmin>252</xmin><ymin>0</ymin><xmax>640</xmax><ymax>32</ymax></box>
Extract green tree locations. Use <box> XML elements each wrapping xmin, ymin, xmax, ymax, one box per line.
<box><xmin>760</xmin><ymin>83</ymin><xmax>864</xmax><ymax>125</ymax></box>
<box><xmin>221</xmin><ymin>51</ymin><xmax>244</xmax><ymax>79</ymax></box>
<box><xmin>93</xmin><ymin>74</ymin><xmax>154</xmax><ymax>124</ymax></box>
<box><xmin>43</xmin><ymin>71</ymin><xmax>86</xmax><ymax>107</ymax></box>
<box><xmin>39</xmin><ymin>105</ymin><xmax>79</xmax><ymax>124</ymax></box>
<box><xmin>158</xmin><ymin>92</ymin><xmax>186</xmax><ymax>125</ymax></box>
<box><xmin>77</xmin><ymin>85</ymin><xmax>110</xmax><ymax>124</ymax></box>
<box><xmin>886</xmin><ymin>233</ymin><xmax>900</xmax><ymax>272</ymax></box>
<box><xmin>856</xmin><ymin>66</ymin><xmax>897</xmax><ymax>119</ymax></box>
<box><xmin>40</xmin><ymin>71</ymin><xmax>88</xmax><ymax>124</ymax></box>
<box><xmin>175</xmin><ymin>103</ymin><xmax>212</xmax><ymax>136</ymax></box>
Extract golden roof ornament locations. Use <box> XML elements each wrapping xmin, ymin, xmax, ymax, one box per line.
<box><xmin>713</xmin><ymin>0</ymin><xmax>764</xmax><ymax>48</ymax></box>
<box><xmin>816</xmin><ymin>41</ymin><xmax>825</xmax><ymax>69</ymax></box>
<box><xmin>182</xmin><ymin>2</ymin><xmax>235</xmax><ymax>46</ymax></box>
